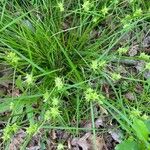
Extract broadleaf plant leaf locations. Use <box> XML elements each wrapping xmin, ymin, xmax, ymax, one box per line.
<box><xmin>115</xmin><ymin>139</ymin><xmax>139</xmax><ymax>150</ymax></box>
<box><xmin>132</xmin><ymin>118</ymin><xmax>149</xmax><ymax>142</ymax></box>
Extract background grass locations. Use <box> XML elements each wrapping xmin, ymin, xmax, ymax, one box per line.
<box><xmin>0</xmin><ymin>0</ymin><xmax>150</xmax><ymax>149</ymax></box>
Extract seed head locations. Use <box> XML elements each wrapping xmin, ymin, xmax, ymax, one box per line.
<box><xmin>118</xmin><ymin>47</ymin><xmax>128</xmax><ymax>55</ymax></box>
<box><xmin>26</xmin><ymin>124</ymin><xmax>38</xmax><ymax>135</ymax></box>
<box><xmin>5</xmin><ymin>52</ymin><xmax>20</xmax><ymax>65</ymax></box>
<box><xmin>57</xmin><ymin>143</ymin><xmax>64</xmax><ymax>150</ymax></box>
<box><xmin>58</xmin><ymin>2</ymin><xmax>64</xmax><ymax>12</ymax></box>
<box><xmin>139</xmin><ymin>53</ymin><xmax>150</xmax><ymax>61</ymax></box>
<box><xmin>85</xmin><ymin>88</ymin><xmax>99</xmax><ymax>102</ymax></box>
<box><xmin>55</xmin><ymin>77</ymin><xmax>64</xmax><ymax>90</ymax></box>
<box><xmin>146</xmin><ymin>63</ymin><xmax>150</xmax><ymax>70</ymax></box>
<box><xmin>133</xmin><ymin>8</ymin><xmax>142</xmax><ymax>17</ymax></box>
<box><xmin>52</xmin><ymin>97</ymin><xmax>59</xmax><ymax>106</ymax></box>
<box><xmin>130</xmin><ymin>109</ymin><xmax>141</xmax><ymax>118</ymax></box>
<box><xmin>142</xmin><ymin>114</ymin><xmax>149</xmax><ymax>120</ymax></box>
<box><xmin>45</xmin><ymin>107</ymin><xmax>60</xmax><ymax>120</ymax></box>
<box><xmin>2</xmin><ymin>123</ymin><xmax>19</xmax><ymax>141</ymax></box>
<box><xmin>111</xmin><ymin>73</ymin><xmax>121</xmax><ymax>81</ymax></box>
<box><xmin>43</xmin><ymin>91</ymin><xmax>50</xmax><ymax>102</ymax></box>
<box><xmin>25</xmin><ymin>74</ymin><xmax>34</xmax><ymax>85</ymax></box>
<box><xmin>99</xmin><ymin>60</ymin><xmax>106</xmax><ymax>68</ymax></box>
<box><xmin>91</xmin><ymin>60</ymin><xmax>98</xmax><ymax>71</ymax></box>
<box><xmin>82</xmin><ymin>1</ymin><xmax>90</xmax><ymax>11</ymax></box>
<box><xmin>101</xmin><ymin>6</ymin><xmax>109</xmax><ymax>15</ymax></box>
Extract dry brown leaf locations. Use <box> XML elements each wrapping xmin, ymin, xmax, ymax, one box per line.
<box><xmin>9</xmin><ymin>130</ymin><xmax>26</xmax><ymax>150</ymax></box>
<box><xmin>100</xmin><ymin>106</ymin><xmax>108</xmax><ymax>115</ymax></box>
<box><xmin>135</xmin><ymin>84</ymin><xmax>143</xmax><ymax>93</ymax></box>
<box><xmin>125</xmin><ymin>92</ymin><xmax>135</xmax><ymax>101</ymax></box>
<box><xmin>95</xmin><ymin>118</ymin><xmax>103</xmax><ymax>128</ymax></box>
<box><xmin>135</xmin><ymin>61</ymin><xmax>150</xmax><ymax>79</ymax></box>
<box><xmin>12</xmin><ymin>89</ymin><xmax>20</xmax><ymax>97</ymax></box>
<box><xmin>128</xmin><ymin>45</ymin><xmax>139</xmax><ymax>56</ymax></box>
<box><xmin>7</xmin><ymin>87</ymin><xmax>20</xmax><ymax>97</ymax></box>
<box><xmin>83</xmin><ymin>121</ymin><xmax>92</xmax><ymax>129</ymax></box>
<box><xmin>88</xmin><ymin>135</ymin><xmax>106</xmax><ymax>150</ymax></box>
<box><xmin>84</xmin><ymin>117</ymin><xmax>103</xmax><ymax>129</ymax></box>
<box><xmin>71</xmin><ymin>132</ymin><xmax>106</xmax><ymax>150</ymax></box>
<box><xmin>102</xmin><ymin>84</ymin><xmax>110</xmax><ymax>98</ymax></box>
<box><xmin>117</xmin><ymin>65</ymin><xmax>127</xmax><ymax>74</ymax></box>
<box><xmin>52</xmin><ymin>129</ymin><xmax>57</xmax><ymax>140</ymax></box>
<box><xmin>109</xmin><ymin>129</ymin><xmax>123</xmax><ymax>143</ymax></box>
<box><xmin>26</xmin><ymin>146</ymin><xmax>40</xmax><ymax>150</ymax></box>
<box><xmin>135</xmin><ymin>61</ymin><xmax>145</xmax><ymax>72</ymax></box>
<box><xmin>71</xmin><ymin>133</ymin><xmax>91</xmax><ymax>150</ymax></box>
<box><xmin>143</xmin><ymin>36</ymin><xmax>150</xmax><ymax>48</ymax></box>
<box><xmin>27</xmin><ymin>133</ymin><xmax>41</xmax><ymax>148</ymax></box>
<box><xmin>67</xmin><ymin>138</ymin><xmax>72</xmax><ymax>150</ymax></box>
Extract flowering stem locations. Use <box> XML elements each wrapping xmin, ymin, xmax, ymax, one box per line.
<box><xmin>90</xmin><ymin>102</ymin><xmax>96</xmax><ymax>150</ymax></box>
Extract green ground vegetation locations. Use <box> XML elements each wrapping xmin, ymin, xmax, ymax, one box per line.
<box><xmin>0</xmin><ymin>0</ymin><xmax>150</xmax><ymax>149</ymax></box>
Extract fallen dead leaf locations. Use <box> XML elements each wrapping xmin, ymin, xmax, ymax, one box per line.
<box><xmin>95</xmin><ymin>118</ymin><xmax>103</xmax><ymax>128</ymax></box>
<box><xmin>71</xmin><ymin>132</ymin><xmax>106</xmax><ymax>150</ymax></box>
<box><xmin>143</xmin><ymin>36</ymin><xmax>150</xmax><ymax>48</ymax></box>
<box><xmin>135</xmin><ymin>84</ymin><xmax>143</xmax><ymax>93</ymax></box>
<box><xmin>88</xmin><ymin>135</ymin><xmax>107</xmax><ymax>150</ymax></box>
<box><xmin>135</xmin><ymin>61</ymin><xmax>145</xmax><ymax>73</ymax></box>
<box><xmin>117</xmin><ymin>65</ymin><xmax>127</xmax><ymax>74</ymax></box>
<box><xmin>102</xmin><ymin>84</ymin><xmax>110</xmax><ymax>98</ymax></box>
<box><xmin>103</xmin><ymin>133</ymin><xmax>117</xmax><ymax>150</ymax></box>
<box><xmin>109</xmin><ymin>129</ymin><xmax>123</xmax><ymax>143</ymax></box>
<box><xmin>68</xmin><ymin>138</ymin><xmax>72</xmax><ymax>150</ymax></box>
<box><xmin>71</xmin><ymin>132</ymin><xmax>91</xmax><ymax>150</ymax></box>
<box><xmin>11</xmin><ymin>89</ymin><xmax>20</xmax><ymax>97</ymax></box>
<box><xmin>26</xmin><ymin>146</ymin><xmax>40</xmax><ymax>150</ymax></box>
<box><xmin>128</xmin><ymin>44</ymin><xmax>139</xmax><ymax>56</ymax></box>
<box><xmin>100</xmin><ymin>106</ymin><xmax>108</xmax><ymax>115</ymax></box>
<box><xmin>9</xmin><ymin>129</ymin><xmax>26</xmax><ymax>150</ymax></box>
<box><xmin>125</xmin><ymin>92</ymin><xmax>135</xmax><ymax>101</ymax></box>
<box><xmin>52</xmin><ymin>129</ymin><xmax>57</xmax><ymax>140</ymax></box>
<box><xmin>135</xmin><ymin>61</ymin><xmax>150</xmax><ymax>79</ymax></box>
<box><xmin>83</xmin><ymin>117</ymin><xmax>104</xmax><ymax>129</ymax></box>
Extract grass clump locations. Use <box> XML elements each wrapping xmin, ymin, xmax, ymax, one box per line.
<box><xmin>0</xmin><ymin>0</ymin><xmax>150</xmax><ymax>149</ymax></box>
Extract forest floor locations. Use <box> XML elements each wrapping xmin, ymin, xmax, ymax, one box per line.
<box><xmin>0</xmin><ymin>1</ymin><xmax>150</xmax><ymax>150</ymax></box>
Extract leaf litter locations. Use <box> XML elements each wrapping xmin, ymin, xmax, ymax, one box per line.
<box><xmin>0</xmin><ymin>3</ymin><xmax>150</xmax><ymax>149</ymax></box>
<box><xmin>71</xmin><ymin>132</ymin><xmax>106</xmax><ymax>150</ymax></box>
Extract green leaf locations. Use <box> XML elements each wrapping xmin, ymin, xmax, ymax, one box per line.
<box><xmin>144</xmin><ymin>120</ymin><xmax>150</xmax><ymax>132</ymax></box>
<box><xmin>16</xmin><ymin>75</ymin><xmax>24</xmax><ymax>92</ymax></box>
<box><xmin>12</xmin><ymin>103</ymin><xmax>24</xmax><ymax>123</ymax></box>
<box><xmin>132</xmin><ymin>118</ymin><xmax>149</xmax><ymax>141</ymax></box>
<box><xmin>115</xmin><ymin>139</ymin><xmax>139</xmax><ymax>150</ymax></box>
<box><xmin>26</xmin><ymin>105</ymin><xmax>35</xmax><ymax>125</ymax></box>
